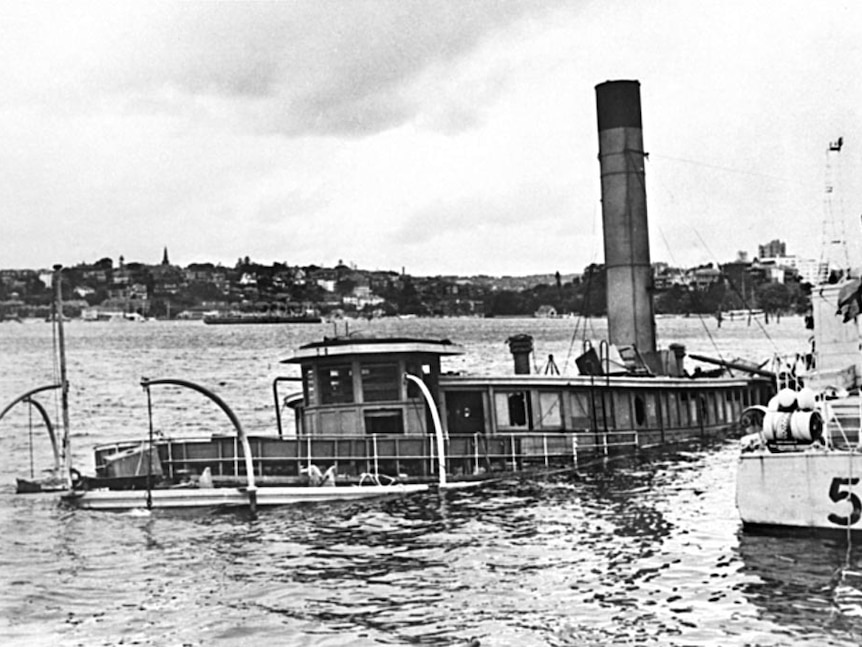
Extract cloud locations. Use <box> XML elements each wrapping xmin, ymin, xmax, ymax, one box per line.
<box><xmin>1</xmin><ymin>1</ymin><xmax>568</xmax><ymax>137</ymax></box>
<box><xmin>392</xmin><ymin>181</ymin><xmax>575</xmax><ymax>245</ymax></box>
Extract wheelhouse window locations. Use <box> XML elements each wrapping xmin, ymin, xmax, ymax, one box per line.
<box><xmin>361</xmin><ymin>363</ymin><xmax>400</xmax><ymax>402</ymax></box>
<box><xmin>494</xmin><ymin>391</ymin><xmax>532</xmax><ymax>429</ymax></box>
<box><xmin>318</xmin><ymin>364</ymin><xmax>354</xmax><ymax>404</ymax></box>
<box><xmin>364</xmin><ymin>409</ymin><xmax>404</xmax><ymax>434</ymax></box>
<box><xmin>303</xmin><ymin>366</ymin><xmax>316</xmax><ymax>405</ymax></box>
<box><xmin>406</xmin><ymin>361</ymin><xmax>433</xmax><ymax>398</ymax></box>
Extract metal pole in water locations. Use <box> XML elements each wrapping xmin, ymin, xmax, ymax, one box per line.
<box><xmin>27</xmin><ymin>399</ymin><xmax>34</xmax><ymax>479</ymax></box>
<box><xmin>145</xmin><ymin>384</ymin><xmax>154</xmax><ymax>510</ymax></box>
<box><xmin>53</xmin><ymin>265</ymin><xmax>72</xmax><ymax>490</ymax></box>
<box><xmin>140</xmin><ymin>377</ymin><xmax>257</xmax><ymax>512</ymax></box>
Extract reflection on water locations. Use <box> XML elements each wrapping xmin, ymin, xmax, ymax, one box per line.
<box><xmin>736</xmin><ymin>532</ymin><xmax>862</xmax><ymax>645</ymax></box>
<box><xmin>3</xmin><ymin>316</ymin><xmax>862</xmax><ymax>645</ymax></box>
<box><xmin>4</xmin><ymin>448</ymin><xmax>862</xmax><ymax>645</ymax></box>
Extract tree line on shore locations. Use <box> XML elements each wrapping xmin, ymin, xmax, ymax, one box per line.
<box><xmin>0</xmin><ymin>259</ymin><xmax>811</xmax><ymax>320</ymax></box>
<box><xmin>485</xmin><ymin>265</ymin><xmax>810</xmax><ymax>319</ymax></box>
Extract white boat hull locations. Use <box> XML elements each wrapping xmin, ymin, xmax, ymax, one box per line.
<box><xmin>62</xmin><ymin>483</ymin><xmax>430</xmax><ymax>511</ymax></box>
<box><xmin>737</xmin><ymin>449</ymin><xmax>862</xmax><ymax>532</ymax></box>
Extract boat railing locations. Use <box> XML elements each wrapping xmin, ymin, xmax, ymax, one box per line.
<box><xmin>818</xmin><ymin>397</ymin><xmax>862</xmax><ymax>449</ymax></box>
<box><xmin>93</xmin><ymin>430</ymin><xmax>641</xmax><ymax>484</ymax></box>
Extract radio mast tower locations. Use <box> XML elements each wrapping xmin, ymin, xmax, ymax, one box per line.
<box><xmin>819</xmin><ymin>136</ymin><xmax>849</xmax><ymax>284</ymax></box>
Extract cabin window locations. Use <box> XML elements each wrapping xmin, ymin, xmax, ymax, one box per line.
<box><xmin>680</xmin><ymin>391</ymin><xmax>697</xmax><ymax>425</ymax></box>
<box><xmin>711</xmin><ymin>392</ymin><xmax>723</xmax><ymax>423</ymax></box>
<box><xmin>569</xmin><ymin>392</ymin><xmax>591</xmax><ymax>429</ymax></box>
<box><xmin>361</xmin><ymin>363</ymin><xmax>400</xmax><ymax>402</ymax></box>
<box><xmin>318</xmin><ymin>364</ymin><xmax>354</xmax><ymax>404</ymax></box>
<box><xmin>666</xmin><ymin>393</ymin><xmax>679</xmax><ymax>428</ymax></box>
<box><xmin>538</xmin><ymin>392</ymin><xmax>562</xmax><ymax>428</ymax></box>
<box><xmin>494</xmin><ymin>391</ymin><xmax>532</xmax><ymax>429</ymax></box>
<box><xmin>725</xmin><ymin>391</ymin><xmax>737</xmax><ymax>421</ymax></box>
<box><xmin>446</xmin><ymin>391</ymin><xmax>486</xmax><ymax>434</ymax></box>
<box><xmin>690</xmin><ymin>393</ymin><xmax>702</xmax><ymax>424</ymax></box>
<box><xmin>634</xmin><ymin>395</ymin><xmax>646</xmax><ymax>426</ymax></box>
<box><xmin>364</xmin><ymin>409</ymin><xmax>404</xmax><ymax>435</ymax></box>
<box><xmin>679</xmin><ymin>391</ymin><xmax>690</xmax><ymax>426</ymax></box>
<box><xmin>611</xmin><ymin>392</ymin><xmax>629</xmax><ymax>429</ymax></box>
<box><xmin>645</xmin><ymin>393</ymin><xmax>660</xmax><ymax>427</ymax></box>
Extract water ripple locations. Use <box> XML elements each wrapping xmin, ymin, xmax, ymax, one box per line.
<box><xmin>3</xmin><ymin>317</ymin><xmax>862</xmax><ymax>645</ymax></box>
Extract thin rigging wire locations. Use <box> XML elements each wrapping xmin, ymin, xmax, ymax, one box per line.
<box><xmin>690</xmin><ymin>228</ymin><xmax>783</xmax><ymax>357</ymax></box>
<box><xmin>624</xmin><ymin>150</ymin><xmax>734</xmax><ymax>365</ymax></box>
<box><xmin>649</xmin><ymin>152</ymin><xmax>804</xmax><ymax>185</ymax></box>
<box><xmin>640</xmin><ymin>151</ymin><xmax>786</xmax><ymax>360</ymax></box>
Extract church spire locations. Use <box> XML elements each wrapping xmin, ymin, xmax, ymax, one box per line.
<box><xmin>161</xmin><ymin>246</ymin><xmax>170</xmax><ymax>266</ymax></box>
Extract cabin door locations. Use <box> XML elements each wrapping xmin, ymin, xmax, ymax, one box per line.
<box><xmin>446</xmin><ymin>391</ymin><xmax>486</xmax><ymax>434</ymax></box>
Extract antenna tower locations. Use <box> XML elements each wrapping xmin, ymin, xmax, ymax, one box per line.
<box><xmin>819</xmin><ymin>136</ymin><xmax>849</xmax><ymax>283</ymax></box>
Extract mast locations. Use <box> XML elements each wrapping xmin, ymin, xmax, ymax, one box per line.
<box><xmin>819</xmin><ymin>137</ymin><xmax>849</xmax><ymax>283</ymax></box>
<box><xmin>809</xmin><ymin>138</ymin><xmax>862</xmax><ymax>390</ymax></box>
<box><xmin>53</xmin><ymin>265</ymin><xmax>72</xmax><ymax>489</ymax></box>
<box><xmin>595</xmin><ymin>80</ymin><xmax>656</xmax><ymax>356</ymax></box>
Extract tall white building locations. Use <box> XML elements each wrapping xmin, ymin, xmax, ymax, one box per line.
<box><xmin>760</xmin><ymin>255</ymin><xmax>820</xmax><ymax>285</ymax></box>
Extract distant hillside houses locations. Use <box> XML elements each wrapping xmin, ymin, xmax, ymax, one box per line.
<box><xmin>653</xmin><ymin>253</ymin><xmax>820</xmax><ymax>292</ymax></box>
<box><xmin>0</xmin><ymin>239</ymin><xmax>821</xmax><ymax>320</ymax></box>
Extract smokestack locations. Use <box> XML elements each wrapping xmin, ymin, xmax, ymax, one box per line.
<box><xmin>506</xmin><ymin>334</ymin><xmax>533</xmax><ymax>375</ymax></box>
<box><xmin>595</xmin><ymin>80</ymin><xmax>656</xmax><ymax>355</ymax></box>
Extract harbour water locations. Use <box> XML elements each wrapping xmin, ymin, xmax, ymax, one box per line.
<box><xmin>2</xmin><ymin>315</ymin><xmax>862</xmax><ymax>646</ymax></box>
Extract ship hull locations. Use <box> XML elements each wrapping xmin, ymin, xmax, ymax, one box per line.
<box><xmin>63</xmin><ymin>483</ymin><xmax>429</xmax><ymax>511</ymax></box>
<box><xmin>737</xmin><ymin>449</ymin><xmax>862</xmax><ymax>533</ymax></box>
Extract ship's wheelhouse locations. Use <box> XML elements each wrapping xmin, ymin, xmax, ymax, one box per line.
<box><xmin>283</xmin><ymin>337</ymin><xmax>463</xmax><ymax>437</ymax></box>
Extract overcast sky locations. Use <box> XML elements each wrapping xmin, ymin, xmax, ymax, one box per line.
<box><xmin>2</xmin><ymin>0</ymin><xmax>862</xmax><ymax>276</ymax></box>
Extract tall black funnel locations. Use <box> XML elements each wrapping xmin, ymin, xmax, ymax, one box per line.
<box><xmin>595</xmin><ymin>80</ymin><xmax>656</xmax><ymax>355</ymax></box>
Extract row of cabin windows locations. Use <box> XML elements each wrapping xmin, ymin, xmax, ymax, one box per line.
<box><xmin>353</xmin><ymin>386</ymin><xmax>751</xmax><ymax>435</ymax></box>
<box><xmin>307</xmin><ymin>365</ymin><xmax>759</xmax><ymax>432</ymax></box>
<box><xmin>578</xmin><ymin>389</ymin><xmax>742</xmax><ymax>430</ymax></box>
<box><xmin>307</xmin><ymin>361</ymin><xmax>432</xmax><ymax>406</ymax></box>
<box><xmin>493</xmin><ymin>388</ymin><xmax>750</xmax><ymax>431</ymax></box>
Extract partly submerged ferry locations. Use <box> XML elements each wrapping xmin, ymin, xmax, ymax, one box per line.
<box><xmin>5</xmin><ymin>80</ymin><xmax>775</xmax><ymax>511</ymax></box>
<box><xmin>79</xmin><ymin>330</ymin><xmax>769</xmax><ymax>497</ymax></box>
